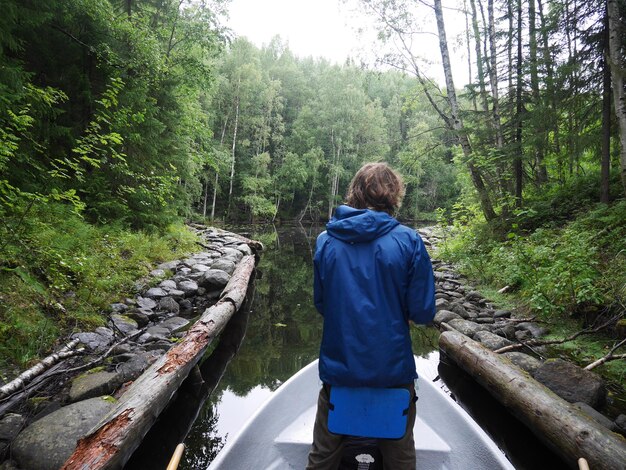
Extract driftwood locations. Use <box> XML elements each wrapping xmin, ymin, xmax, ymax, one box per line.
<box><xmin>0</xmin><ymin>362</ymin><xmax>68</xmax><ymax>416</ymax></box>
<box><xmin>61</xmin><ymin>254</ymin><xmax>256</xmax><ymax>470</ymax></box>
<box><xmin>584</xmin><ymin>338</ymin><xmax>626</xmax><ymax>371</ymax></box>
<box><xmin>0</xmin><ymin>339</ymin><xmax>81</xmax><ymax>399</ymax></box>
<box><xmin>493</xmin><ymin>316</ymin><xmax>618</xmax><ymax>354</ymax></box>
<box><xmin>440</xmin><ymin>330</ymin><xmax>626</xmax><ymax>470</ymax></box>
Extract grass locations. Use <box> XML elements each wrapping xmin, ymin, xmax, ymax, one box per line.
<box><xmin>435</xmin><ymin>193</ymin><xmax>626</xmax><ymax>414</ymax></box>
<box><xmin>0</xmin><ymin>202</ymin><xmax>199</xmax><ymax>370</ymax></box>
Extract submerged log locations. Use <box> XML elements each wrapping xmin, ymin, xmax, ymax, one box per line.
<box><xmin>61</xmin><ymin>254</ymin><xmax>256</xmax><ymax>470</ymax></box>
<box><xmin>439</xmin><ymin>330</ymin><xmax>626</xmax><ymax>470</ymax></box>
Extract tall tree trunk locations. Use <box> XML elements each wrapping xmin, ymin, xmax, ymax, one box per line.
<box><xmin>227</xmin><ymin>93</ymin><xmax>240</xmax><ymax>216</ymax></box>
<box><xmin>434</xmin><ymin>0</ymin><xmax>497</xmax><ymax>221</ymax></box>
<box><xmin>514</xmin><ymin>0</ymin><xmax>524</xmax><ymax>207</ymax></box>
<box><xmin>202</xmin><ymin>179</ymin><xmax>209</xmax><ymax>218</ymax></box>
<box><xmin>487</xmin><ymin>0</ymin><xmax>503</xmax><ymax>150</ymax></box>
<box><xmin>537</xmin><ymin>0</ymin><xmax>560</xmax><ymax>157</ymax></box>
<box><xmin>529</xmin><ymin>0</ymin><xmax>548</xmax><ymax>184</ymax></box>
<box><xmin>601</xmin><ymin>5</ymin><xmax>612</xmax><ymax>204</ymax></box>
<box><xmin>464</xmin><ymin>0</ymin><xmax>477</xmax><ymax>110</ymax></box>
<box><xmin>211</xmin><ymin>172</ymin><xmax>218</xmax><ymax>221</ymax></box>
<box><xmin>469</xmin><ymin>0</ymin><xmax>489</xmax><ymax>114</ymax></box>
<box><xmin>608</xmin><ymin>0</ymin><xmax>626</xmax><ymax>196</ymax></box>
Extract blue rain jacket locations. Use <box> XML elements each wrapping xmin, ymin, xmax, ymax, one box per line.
<box><xmin>314</xmin><ymin>205</ymin><xmax>436</xmax><ymax>387</ymax></box>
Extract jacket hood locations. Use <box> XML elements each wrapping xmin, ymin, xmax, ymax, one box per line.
<box><xmin>326</xmin><ymin>205</ymin><xmax>399</xmax><ymax>243</ymax></box>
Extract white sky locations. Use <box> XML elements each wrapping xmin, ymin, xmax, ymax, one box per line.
<box><xmin>226</xmin><ymin>0</ymin><xmax>470</xmax><ymax>86</ymax></box>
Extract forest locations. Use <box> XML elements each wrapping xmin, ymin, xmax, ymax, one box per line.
<box><xmin>0</xmin><ymin>0</ymin><xmax>625</xmax><ymax>379</ymax></box>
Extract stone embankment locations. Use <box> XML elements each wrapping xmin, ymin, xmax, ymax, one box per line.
<box><xmin>418</xmin><ymin>227</ymin><xmax>626</xmax><ymax>436</ymax></box>
<box><xmin>0</xmin><ymin>226</ymin><xmax>260</xmax><ymax>470</ymax></box>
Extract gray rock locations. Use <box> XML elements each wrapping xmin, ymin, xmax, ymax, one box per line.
<box><xmin>448</xmin><ymin>302</ymin><xmax>469</xmax><ymax>319</ymax></box>
<box><xmin>94</xmin><ymin>327</ymin><xmax>115</xmax><ymax>341</ymax></box>
<box><xmin>177</xmin><ymin>280</ymin><xmax>199</xmax><ymax>296</ymax></box>
<box><xmin>110</xmin><ymin>314</ymin><xmax>139</xmax><ymax>336</ymax></box>
<box><xmin>466</xmin><ymin>291</ymin><xmax>483</xmax><ymax>301</ymax></box>
<box><xmin>447</xmin><ymin>319</ymin><xmax>490</xmax><ymax>338</ymax></box>
<box><xmin>186</xmin><ymin>271</ymin><xmax>205</xmax><ymax>281</ymax></box>
<box><xmin>109</xmin><ymin>303</ymin><xmax>128</xmax><ymax>313</ymax></box>
<box><xmin>149</xmin><ymin>269</ymin><xmax>166</xmax><ymax>277</ymax></box>
<box><xmin>158</xmin><ymin>260</ymin><xmax>180</xmax><ymax>271</ymax></box>
<box><xmin>0</xmin><ymin>413</ymin><xmax>25</xmax><ymax>440</ymax></box>
<box><xmin>533</xmin><ymin>358</ymin><xmax>606</xmax><ymax>409</ymax></box>
<box><xmin>515</xmin><ymin>329</ymin><xmax>532</xmax><ymax>342</ymax></box>
<box><xmin>178</xmin><ymin>267</ymin><xmax>192</xmax><ymax>276</ymax></box>
<box><xmin>223</xmin><ymin>247</ymin><xmax>244</xmax><ymax>261</ymax></box>
<box><xmin>433</xmin><ymin>310</ymin><xmax>462</xmax><ymax>325</ymax></box>
<box><xmin>12</xmin><ymin>397</ymin><xmax>114</xmax><ymax>470</ymax></box>
<box><xmin>71</xmin><ymin>332</ymin><xmax>112</xmax><ymax>352</ymax></box>
<box><xmin>503</xmin><ymin>353</ymin><xmax>540</xmax><ymax>374</ymax></box>
<box><xmin>435</xmin><ymin>292</ymin><xmax>451</xmax><ymax>300</ymax></box>
<box><xmin>191</xmin><ymin>264</ymin><xmax>211</xmax><ymax>273</ymax></box>
<box><xmin>178</xmin><ymin>298</ymin><xmax>194</xmax><ymax>312</ymax></box>
<box><xmin>237</xmin><ymin>243</ymin><xmax>252</xmax><ymax>255</ymax></box>
<box><xmin>136</xmin><ymin>296</ymin><xmax>157</xmax><ymax>310</ymax></box>
<box><xmin>435</xmin><ymin>298</ymin><xmax>450</xmax><ymax>311</ymax></box>
<box><xmin>125</xmin><ymin>310</ymin><xmax>149</xmax><ymax>327</ymax></box>
<box><xmin>615</xmin><ymin>414</ymin><xmax>626</xmax><ymax>434</ymax></box>
<box><xmin>110</xmin><ymin>343</ymin><xmax>133</xmax><ymax>355</ymax></box>
<box><xmin>200</xmin><ymin>269</ymin><xmax>231</xmax><ymax>289</ymax></box>
<box><xmin>167</xmin><ymin>289</ymin><xmax>186</xmax><ymax>300</ymax></box>
<box><xmin>158</xmin><ymin>296</ymin><xmax>180</xmax><ymax>314</ymax></box>
<box><xmin>159</xmin><ymin>279</ymin><xmax>177</xmax><ymax>290</ymax></box>
<box><xmin>69</xmin><ymin>370</ymin><xmax>120</xmax><ymax>402</ymax></box>
<box><xmin>210</xmin><ymin>259</ymin><xmax>236</xmax><ymax>275</ymax></box>
<box><xmin>474</xmin><ymin>317</ymin><xmax>494</xmax><ymax>324</ymax></box>
<box><xmin>474</xmin><ymin>331</ymin><xmax>514</xmax><ymax>350</ymax></box>
<box><xmin>144</xmin><ymin>287</ymin><xmax>168</xmax><ymax>299</ymax></box>
<box><xmin>138</xmin><ymin>326</ymin><xmax>172</xmax><ymax>343</ymax></box>
<box><xmin>572</xmin><ymin>402</ymin><xmax>618</xmax><ymax>431</ymax></box>
<box><xmin>161</xmin><ymin>316</ymin><xmax>190</xmax><ymax>333</ymax></box>
<box><xmin>493</xmin><ymin>324</ymin><xmax>517</xmax><ymax>340</ymax></box>
<box><xmin>494</xmin><ymin>310</ymin><xmax>512</xmax><ymax>319</ymax></box>
<box><xmin>116</xmin><ymin>352</ymin><xmax>160</xmax><ymax>382</ymax></box>
<box><xmin>517</xmin><ymin>322</ymin><xmax>548</xmax><ymax>338</ymax></box>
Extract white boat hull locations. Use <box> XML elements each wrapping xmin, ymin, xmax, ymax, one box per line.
<box><xmin>208</xmin><ymin>356</ymin><xmax>514</xmax><ymax>469</ymax></box>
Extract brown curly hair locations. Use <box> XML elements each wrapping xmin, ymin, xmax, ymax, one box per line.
<box><xmin>345</xmin><ymin>162</ymin><xmax>405</xmax><ymax>215</ymax></box>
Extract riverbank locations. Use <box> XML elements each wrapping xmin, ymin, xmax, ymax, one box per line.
<box><xmin>0</xmin><ymin>226</ymin><xmax>261</xmax><ymax>469</ymax></box>
<box><xmin>418</xmin><ymin>227</ymin><xmax>626</xmax><ymax>441</ymax></box>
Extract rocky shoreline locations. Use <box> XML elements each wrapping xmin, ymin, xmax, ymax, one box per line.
<box><xmin>0</xmin><ymin>226</ymin><xmax>260</xmax><ymax>470</ymax></box>
<box><xmin>418</xmin><ymin>227</ymin><xmax>626</xmax><ymax>436</ymax></box>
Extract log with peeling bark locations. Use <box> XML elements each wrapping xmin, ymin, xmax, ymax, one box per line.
<box><xmin>440</xmin><ymin>330</ymin><xmax>626</xmax><ymax>470</ymax></box>
<box><xmin>61</xmin><ymin>254</ymin><xmax>256</xmax><ymax>470</ymax></box>
<box><xmin>0</xmin><ymin>339</ymin><xmax>81</xmax><ymax>399</ymax></box>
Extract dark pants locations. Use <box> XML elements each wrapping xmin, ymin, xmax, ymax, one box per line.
<box><xmin>306</xmin><ymin>384</ymin><xmax>417</xmax><ymax>470</ymax></box>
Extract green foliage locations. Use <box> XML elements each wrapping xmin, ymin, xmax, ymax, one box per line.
<box><xmin>0</xmin><ymin>201</ymin><xmax>199</xmax><ymax>368</ymax></box>
<box><xmin>440</xmin><ymin>199</ymin><xmax>626</xmax><ymax>319</ymax></box>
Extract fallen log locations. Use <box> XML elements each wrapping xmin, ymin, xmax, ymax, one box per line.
<box><xmin>0</xmin><ymin>339</ymin><xmax>81</xmax><ymax>399</ymax></box>
<box><xmin>61</xmin><ymin>254</ymin><xmax>256</xmax><ymax>470</ymax></box>
<box><xmin>439</xmin><ymin>330</ymin><xmax>626</xmax><ymax>470</ymax></box>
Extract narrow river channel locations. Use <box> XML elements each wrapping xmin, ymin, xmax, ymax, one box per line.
<box><xmin>126</xmin><ymin>223</ymin><xmax>569</xmax><ymax>470</ymax></box>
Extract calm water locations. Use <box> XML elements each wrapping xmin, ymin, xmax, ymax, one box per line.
<box><xmin>126</xmin><ymin>223</ymin><xmax>568</xmax><ymax>470</ymax></box>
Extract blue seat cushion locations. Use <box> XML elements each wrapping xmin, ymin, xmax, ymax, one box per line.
<box><xmin>328</xmin><ymin>386</ymin><xmax>410</xmax><ymax>439</ymax></box>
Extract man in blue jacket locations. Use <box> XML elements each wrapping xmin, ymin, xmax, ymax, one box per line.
<box><xmin>307</xmin><ymin>162</ymin><xmax>436</xmax><ymax>470</ymax></box>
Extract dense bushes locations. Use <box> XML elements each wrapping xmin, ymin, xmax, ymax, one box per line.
<box><xmin>440</xmin><ymin>193</ymin><xmax>626</xmax><ymax>321</ymax></box>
